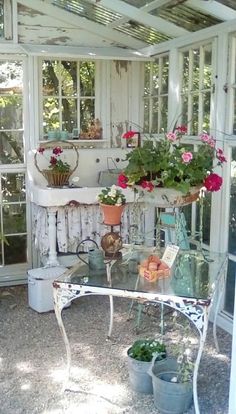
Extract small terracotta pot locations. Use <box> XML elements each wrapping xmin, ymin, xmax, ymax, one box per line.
<box><xmin>100</xmin><ymin>204</ymin><xmax>125</xmax><ymax>225</ymax></box>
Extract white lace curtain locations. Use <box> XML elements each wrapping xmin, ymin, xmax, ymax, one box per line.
<box><xmin>32</xmin><ymin>203</ymin><xmax>147</xmax><ymax>257</ymax></box>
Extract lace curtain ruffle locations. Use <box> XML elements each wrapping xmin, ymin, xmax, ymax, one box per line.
<box><xmin>33</xmin><ymin>203</ymin><xmax>146</xmax><ymax>256</ymax></box>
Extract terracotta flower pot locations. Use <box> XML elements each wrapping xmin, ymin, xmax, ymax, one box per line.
<box><xmin>100</xmin><ymin>204</ymin><xmax>125</xmax><ymax>225</ymax></box>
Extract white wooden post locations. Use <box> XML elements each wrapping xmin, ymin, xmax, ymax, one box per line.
<box><xmin>228</xmin><ymin>275</ymin><xmax>236</xmax><ymax>413</ymax></box>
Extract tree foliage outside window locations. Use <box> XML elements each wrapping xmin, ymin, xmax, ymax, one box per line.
<box><xmin>41</xmin><ymin>60</ymin><xmax>95</xmax><ymax>137</ymax></box>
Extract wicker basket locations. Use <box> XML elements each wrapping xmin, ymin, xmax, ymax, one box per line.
<box><xmin>34</xmin><ymin>140</ymin><xmax>79</xmax><ymax>187</ymax></box>
<box><xmin>42</xmin><ymin>170</ymin><xmax>72</xmax><ymax>187</ymax></box>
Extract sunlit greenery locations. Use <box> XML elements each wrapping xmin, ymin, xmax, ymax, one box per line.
<box><xmin>42</xmin><ymin>59</ymin><xmax>95</xmax><ymax>135</ymax></box>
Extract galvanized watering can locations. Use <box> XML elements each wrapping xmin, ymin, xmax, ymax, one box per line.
<box><xmin>76</xmin><ymin>237</ymin><xmax>106</xmax><ymax>274</ymax></box>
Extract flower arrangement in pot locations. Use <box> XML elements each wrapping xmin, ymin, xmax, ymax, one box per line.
<box><xmin>118</xmin><ymin>127</ymin><xmax>226</xmax><ymax>205</ymax></box>
<box><xmin>127</xmin><ymin>338</ymin><xmax>167</xmax><ymax>394</ymax></box>
<box><xmin>96</xmin><ymin>185</ymin><xmax>126</xmax><ymax>226</ymax></box>
<box><xmin>34</xmin><ymin>141</ymin><xmax>79</xmax><ymax>187</ymax></box>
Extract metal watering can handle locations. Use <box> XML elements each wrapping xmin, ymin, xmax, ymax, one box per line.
<box><xmin>76</xmin><ymin>237</ymin><xmax>99</xmax><ymax>266</ymax></box>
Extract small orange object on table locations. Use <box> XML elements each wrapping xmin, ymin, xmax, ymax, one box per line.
<box><xmin>139</xmin><ymin>254</ymin><xmax>170</xmax><ymax>282</ymax></box>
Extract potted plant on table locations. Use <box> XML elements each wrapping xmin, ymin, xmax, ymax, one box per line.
<box><xmin>118</xmin><ymin>127</ymin><xmax>226</xmax><ymax>207</ymax></box>
<box><xmin>96</xmin><ymin>185</ymin><xmax>126</xmax><ymax>226</ymax></box>
<box><xmin>127</xmin><ymin>338</ymin><xmax>167</xmax><ymax>394</ymax></box>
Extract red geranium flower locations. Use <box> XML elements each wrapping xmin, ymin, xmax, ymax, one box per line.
<box><xmin>52</xmin><ymin>146</ymin><xmax>63</xmax><ymax>156</ymax></box>
<box><xmin>117</xmin><ymin>173</ymin><xmax>128</xmax><ymax>188</ymax></box>
<box><xmin>122</xmin><ymin>130</ymin><xmax>136</xmax><ymax>139</ymax></box>
<box><xmin>203</xmin><ymin>173</ymin><xmax>223</xmax><ymax>192</ymax></box>
<box><xmin>50</xmin><ymin>156</ymin><xmax>57</xmax><ymax>166</ymax></box>
<box><xmin>140</xmin><ymin>180</ymin><xmax>154</xmax><ymax>192</ymax></box>
<box><xmin>175</xmin><ymin>125</ymin><xmax>187</xmax><ymax>134</ymax></box>
<box><xmin>38</xmin><ymin>147</ymin><xmax>45</xmax><ymax>154</ymax></box>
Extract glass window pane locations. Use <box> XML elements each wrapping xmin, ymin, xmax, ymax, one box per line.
<box><xmin>196</xmin><ymin>194</ymin><xmax>211</xmax><ymax>245</ymax></box>
<box><xmin>224</xmin><ymin>259</ymin><xmax>235</xmax><ymax>314</ymax></box>
<box><xmin>80</xmin><ymin>62</ymin><xmax>95</xmax><ymax>96</ymax></box>
<box><xmin>43</xmin><ymin>98</ymin><xmax>60</xmax><ymax>133</ymax></box>
<box><xmin>80</xmin><ymin>99</ymin><xmax>95</xmax><ymax>132</ymax></box>
<box><xmin>143</xmin><ymin>98</ymin><xmax>150</xmax><ymax>132</ymax></box>
<box><xmin>61</xmin><ymin>61</ymin><xmax>77</xmax><ymax>96</ymax></box>
<box><xmin>0</xmin><ymin>61</ymin><xmax>23</xmax><ymax>92</ymax></box>
<box><xmin>228</xmin><ymin>148</ymin><xmax>236</xmax><ymax>254</ymax></box>
<box><xmin>192</xmin><ymin>94</ymin><xmax>199</xmax><ymax>135</ymax></box>
<box><xmin>202</xmin><ymin>92</ymin><xmax>211</xmax><ymax>131</ymax></box>
<box><xmin>42</xmin><ymin>60</ymin><xmax>59</xmax><ymax>96</ymax></box>
<box><xmin>203</xmin><ymin>46</ymin><xmax>212</xmax><ymax>89</ymax></box>
<box><xmin>161</xmin><ymin>57</ymin><xmax>169</xmax><ymax>94</ymax></box>
<box><xmin>233</xmin><ymin>89</ymin><xmax>236</xmax><ymax>135</ymax></box>
<box><xmin>151</xmin><ymin>98</ymin><xmax>158</xmax><ymax>133</ymax></box>
<box><xmin>1</xmin><ymin>173</ymin><xmax>26</xmax><ymax>203</ymax></box>
<box><xmin>182</xmin><ymin>52</ymin><xmax>189</xmax><ymax>92</ymax></box>
<box><xmin>3</xmin><ymin>204</ymin><xmax>26</xmax><ymax>234</ymax></box>
<box><xmin>0</xmin><ymin>2</ymin><xmax>3</xmax><ymax>38</ymax></box>
<box><xmin>144</xmin><ymin>62</ymin><xmax>151</xmax><ymax>96</ymax></box>
<box><xmin>152</xmin><ymin>62</ymin><xmax>159</xmax><ymax>96</ymax></box>
<box><xmin>0</xmin><ymin>95</ymin><xmax>23</xmax><ymax>129</ymax></box>
<box><xmin>160</xmin><ymin>96</ymin><xmax>168</xmax><ymax>131</ymax></box>
<box><xmin>192</xmin><ymin>48</ymin><xmax>200</xmax><ymax>91</ymax></box>
<box><xmin>0</xmin><ymin>131</ymin><xmax>24</xmax><ymax>164</ymax></box>
<box><xmin>4</xmin><ymin>235</ymin><xmax>27</xmax><ymax>265</ymax></box>
<box><xmin>181</xmin><ymin>95</ymin><xmax>188</xmax><ymax>126</ymax></box>
<box><xmin>62</xmin><ymin>98</ymin><xmax>77</xmax><ymax>133</ymax></box>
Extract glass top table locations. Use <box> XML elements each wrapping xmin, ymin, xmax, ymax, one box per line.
<box><xmin>52</xmin><ymin>245</ymin><xmax>227</xmax><ymax>414</ymax></box>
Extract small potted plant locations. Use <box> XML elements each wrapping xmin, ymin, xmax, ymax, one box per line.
<box><xmin>96</xmin><ymin>185</ymin><xmax>126</xmax><ymax>225</ymax></box>
<box><xmin>127</xmin><ymin>338</ymin><xmax>166</xmax><ymax>394</ymax></box>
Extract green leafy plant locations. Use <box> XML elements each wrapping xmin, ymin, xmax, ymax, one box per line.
<box><xmin>96</xmin><ymin>185</ymin><xmax>126</xmax><ymax>206</ymax></box>
<box><xmin>118</xmin><ymin>127</ymin><xmax>226</xmax><ymax>194</ymax></box>
<box><xmin>37</xmin><ymin>145</ymin><xmax>70</xmax><ymax>173</ymax></box>
<box><xmin>128</xmin><ymin>338</ymin><xmax>166</xmax><ymax>362</ymax></box>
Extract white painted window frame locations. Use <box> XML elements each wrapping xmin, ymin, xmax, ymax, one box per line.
<box><xmin>0</xmin><ymin>53</ymin><xmax>29</xmax><ymax>284</ymax></box>
<box><xmin>143</xmin><ymin>54</ymin><xmax>169</xmax><ymax>134</ymax></box>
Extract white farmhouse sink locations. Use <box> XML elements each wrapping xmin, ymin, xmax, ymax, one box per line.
<box><xmin>29</xmin><ymin>182</ymin><xmax>136</xmax><ymax>207</ymax></box>
<box><xmin>27</xmin><ymin>146</ymin><xmax>133</xmax><ymax>207</ymax></box>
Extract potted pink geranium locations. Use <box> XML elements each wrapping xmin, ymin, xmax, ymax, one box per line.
<box><xmin>118</xmin><ymin>127</ymin><xmax>226</xmax><ymax>196</ymax></box>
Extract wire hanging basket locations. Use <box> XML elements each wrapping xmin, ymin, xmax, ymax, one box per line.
<box><xmin>34</xmin><ymin>140</ymin><xmax>79</xmax><ymax>187</ymax></box>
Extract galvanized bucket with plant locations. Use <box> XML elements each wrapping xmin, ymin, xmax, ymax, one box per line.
<box><xmin>127</xmin><ymin>338</ymin><xmax>166</xmax><ymax>394</ymax></box>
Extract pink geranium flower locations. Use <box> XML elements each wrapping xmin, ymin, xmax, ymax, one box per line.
<box><xmin>181</xmin><ymin>152</ymin><xmax>193</xmax><ymax>164</ymax></box>
<box><xmin>166</xmin><ymin>132</ymin><xmax>177</xmax><ymax>141</ymax></box>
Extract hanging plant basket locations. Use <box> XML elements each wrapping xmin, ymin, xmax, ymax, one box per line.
<box><xmin>136</xmin><ymin>186</ymin><xmax>201</xmax><ymax>208</ymax></box>
<box><xmin>34</xmin><ymin>140</ymin><xmax>79</xmax><ymax>187</ymax></box>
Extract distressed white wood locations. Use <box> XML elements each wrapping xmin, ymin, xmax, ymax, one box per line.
<box><xmin>4</xmin><ymin>0</ymin><xmax>13</xmax><ymax>40</ymax></box>
<box><xmin>17</xmin><ymin>0</ymin><xmax>146</xmax><ymax>49</ymax></box>
<box><xmin>186</xmin><ymin>0</ymin><xmax>236</xmax><ymax>21</ymax></box>
<box><xmin>110</xmin><ymin>60</ymin><xmax>130</xmax><ymax>147</ymax></box>
<box><xmin>87</xmin><ymin>0</ymin><xmax>188</xmax><ymax>38</ymax></box>
<box><xmin>167</xmin><ymin>48</ymin><xmax>180</xmax><ymax>128</ymax></box>
<box><xmin>20</xmin><ymin>44</ymin><xmax>151</xmax><ymax>60</ymax></box>
<box><xmin>210</xmin><ymin>33</ymin><xmax>229</xmax><ymax>253</ymax></box>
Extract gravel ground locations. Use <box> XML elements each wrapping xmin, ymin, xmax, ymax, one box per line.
<box><xmin>0</xmin><ymin>285</ymin><xmax>232</xmax><ymax>414</ymax></box>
